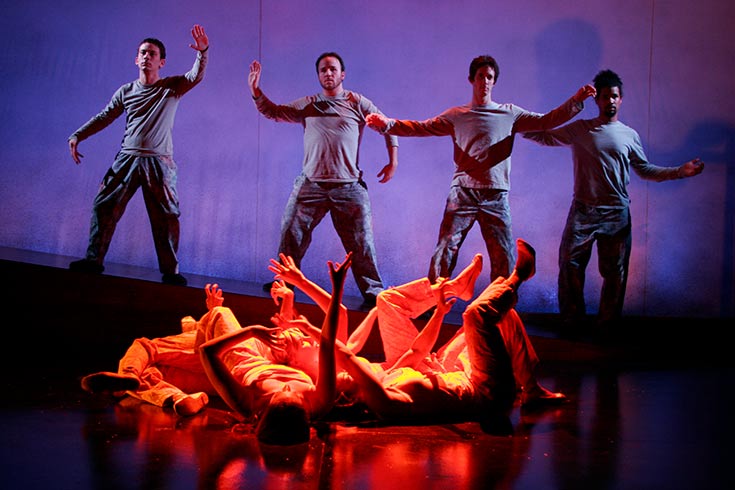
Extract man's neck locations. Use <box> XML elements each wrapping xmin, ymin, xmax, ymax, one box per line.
<box><xmin>471</xmin><ymin>93</ymin><xmax>491</xmax><ymax>106</ymax></box>
<box><xmin>323</xmin><ymin>86</ymin><xmax>344</xmax><ymax>97</ymax></box>
<box><xmin>139</xmin><ymin>70</ymin><xmax>160</xmax><ymax>85</ymax></box>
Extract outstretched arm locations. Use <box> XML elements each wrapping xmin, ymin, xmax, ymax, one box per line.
<box><xmin>269</xmin><ymin>253</ymin><xmax>350</xmax><ymax>342</ymax></box>
<box><xmin>514</xmin><ymin>83</ymin><xmax>596</xmax><ymax>134</ymax></box>
<box><xmin>310</xmin><ymin>253</ymin><xmax>353</xmax><ymax>419</ymax></box>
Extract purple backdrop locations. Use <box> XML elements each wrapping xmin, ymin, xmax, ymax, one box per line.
<box><xmin>1</xmin><ymin>0</ymin><xmax>733</xmax><ymax>318</ymax></box>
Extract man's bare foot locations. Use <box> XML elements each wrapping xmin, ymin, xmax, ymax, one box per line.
<box><xmin>173</xmin><ymin>392</ymin><xmax>209</xmax><ymax>416</ymax></box>
<box><xmin>81</xmin><ymin>372</ymin><xmax>140</xmax><ymax>394</ymax></box>
<box><xmin>507</xmin><ymin>239</ymin><xmax>536</xmax><ymax>289</ymax></box>
<box><xmin>445</xmin><ymin>253</ymin><xmax>483</xmax><ymax>301</ymax></box>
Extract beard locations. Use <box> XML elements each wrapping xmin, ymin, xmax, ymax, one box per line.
<box><xmin>321</xmin><ymin>80</ymin><xmax>338</xmax><ymax>91</ymax></box>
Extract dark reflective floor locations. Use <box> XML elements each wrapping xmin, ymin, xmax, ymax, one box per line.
<box><xmin>1</xmin><ymin>248</ymin><xmax>733</xmax><ymax>490</ymax></box>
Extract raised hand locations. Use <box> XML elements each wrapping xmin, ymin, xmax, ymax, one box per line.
<box><xmin>268</xmin><ymin>253</ymin><xmax>306</xmax><ymax>287</ymax></box>
<box><xmin>269</xmin><ymin>279</ymin><xmax>292</xmax><ymax>303</ymax></box>
<box><xmin>248</xmin><ymin>60</ymin><xmax>262</xmax><ymax>97</ymax></box>
<box><xmin>190</xmin><ymin>24</ymin><xmax>209</xmax><ymax>52</ymax></box>
<box><xmin>327</xmin><ymin>252</ymin><xmax>353</xmax><ymax>291</ymax></box>
<box><xmin>205</xmin><ymin>283</ymin><xmax>224</xmax><ymax>310</ymax></box>
<box><xmin>435</xmin><ymin>286</ymin><xmax>457</xmax><ymax>316</ymax></box>
<box><xmin>572</xmin><ymin>83</ymin><xmax>596</xmax><ymax>103</ymax></box>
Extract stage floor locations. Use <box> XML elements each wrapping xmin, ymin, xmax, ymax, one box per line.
<box><xmin>1</xmin><ymin>247</ymin><xmax>732</xmax><ymax>489</ymax></box>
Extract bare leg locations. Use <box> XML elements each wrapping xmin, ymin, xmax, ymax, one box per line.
<box><xmin>502</xmin><ymin>239</ymin><xmax>567</xmax><ymax>408</ymax></box>
<box><xmin>377</xmin><ymin>254</ymin><xmax>483</xmax><ymax>366</ymax></box>
<box><xmin>440</xmin><ymin>253</ymin><xmax>483</xmax><ymax>301</ymax></box>
<box><xmin>506</xmin><ymin>239</ymin><xmax>535</xmax><ymax>291</ymax></box>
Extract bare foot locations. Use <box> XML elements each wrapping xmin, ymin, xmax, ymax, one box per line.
<box><xmin>173</xmin><ymin>392</ymin><xmax>209</xmax><ymax>416</ymax></box>
<box><xmin>507</xmin><ymin>239</ymin><xmax>536</xmax><ymax>289</ymax></box>
<box><xmin>445</xmin><ymin>253</ymin><xmax>483</xmax><ymax>301</ymax></box>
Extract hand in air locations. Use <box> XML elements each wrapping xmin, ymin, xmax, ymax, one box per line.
<box><xmin>190</xmin><ymin>24</ymin><xmax>209</xmax><ymax>52</ymax></box>
<box><xmin>435</xmin><ymin>286</ymin><xmax>457</xmax><ymax>316</ymax></box>
<box><xmin>328</xmin><ymin>252</ymin><xmax>353</xmax><ymax>289</ymax></box>
<box><xmin>268</xmin><ymin>253</ymin><xmax>305</xmax><ymax>286</ymax></box>
<box><xmin>270</xmin><ymin>279</ymin><xmax>294</xmax><ymax>306</ymax></box>
<box><xmin>248</xmin><ymin>60</ymin><xmax>261</xmax><ymax>95</ymax></box>
<box><xmin>205</xmin><ymin>283</ymin><xmax>224</xmax><ymax>310</ymax></box>
<box><xmin>573</xmin><ymin>83</ymin><xmax>597</xmax><ymax>103</ymax></box>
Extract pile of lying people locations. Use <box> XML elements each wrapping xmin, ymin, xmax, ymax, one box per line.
<box><xmin>81</xmin><ymin>239</ymin><xmax>566</xmax><ymax>444</ymax></box>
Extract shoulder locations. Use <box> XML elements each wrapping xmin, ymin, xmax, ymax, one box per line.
<box><xmin>617</xmin><ymin>120</ymin><xmax>637</xmax><ymax>132</ymax></box>
<box><xmin>345</xmin><ymin>90</ymin><xmax>370</xmax><ymax>106</ymax></box>
<box><xmin>440</xmin><ymin>105</ymin><xmax>467</xmax><ymax>116</ymax></box>
<box><xmin>609</xmin><ymin>120</ymin><xmax>640</xmax><ymax>137</ymax></box>
<box><xmin>112</xmin><ymin>81</ymin><xmax>137</xmax><ymax>99</ymax></box>
<box><xmin>117</xmin><ymin>81</ymin><xmax>137</xmax><ymax>92</ymax></box>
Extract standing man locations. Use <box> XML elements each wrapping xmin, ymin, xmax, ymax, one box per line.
<box><xmin>367</xmin><ymin>55</ymin><xmax>595</xmax><ymax>285</ymax></box>
<box><xmin>68</xmin><ymin>25</ymin><xmax>209</xmax><ymax>286</ymax></box>
<box><xmin>523</xmin><ymin>69</ymin><xmax>704</xmax><ymax>331</ymax></box>
<box><xmin>248</xmin><ymin>53</ymin><xmax>399</xmax><ymax>306</ymax></box>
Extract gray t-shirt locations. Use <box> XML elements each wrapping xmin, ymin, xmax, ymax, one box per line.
<box><xmin>383</xmin><ymin>97</ymin><xmax>582</xmax><ymax>190</ymax></box>
<box><xmin>70</xmin><ymin>49</ymin><xmax>208</xmax><ymax>157</ymax></box>
<box><xmin>254</xmin><ymin>90</ymin><xmax>398</xmax><ymax>183</ymax></box>
<box><xmin>523</xmin><ymin>118</ymin><xmax>680</xmax><ymax>208</ymax></box>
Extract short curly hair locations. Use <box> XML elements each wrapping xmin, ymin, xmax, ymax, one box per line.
<box><xmin>593</xmin><ymin>69</ymin><xmax>623</xmax><ymax>97</ymax></box>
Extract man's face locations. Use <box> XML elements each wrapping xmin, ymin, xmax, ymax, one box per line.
<box><xmin>135</xmin><ymin>42</ymin><xmax>165</xmax><ymax>73</ymax></box>
<box><xmin>595</xmin><ymin>86</ymin><xmax>622</xmax><ymax>119</ymax></box>
<box><xmin>317</xmin><ymin>56</ymin><xmax>344</xmax><ymax>93</ymax></box>
<box><xmin>471</xmin><ymin>65</ymin><xmax>496</xmax><ymax>102</ymax></box>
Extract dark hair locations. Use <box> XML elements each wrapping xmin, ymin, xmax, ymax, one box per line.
<box><xmin>315</xmin><ymin>52</ymin><xmax>345</xmax><ymax>72</ymax></box>
<box><xmin>255</xmin><ymin>396</ymin><xmax>310</xmax><ymax>445</ymax></box>
<box><xmin>593</xmin><ymin>69</ymin><xmax>623</xmax><ymax>97</ymax></box>
<box><xmin>139</xmin><ymin>38</ymin><xmax>166</xmax><ymax>59</ymax></box>
<box><xmin>469</xmin><ymin>55</ymin><xmax>499</xmax><ymax>83</ymax></box>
